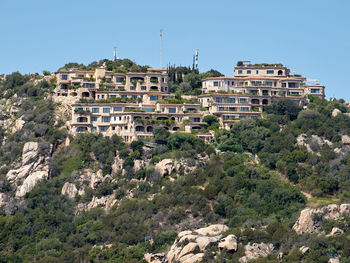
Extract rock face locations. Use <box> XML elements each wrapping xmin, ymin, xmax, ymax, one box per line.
<box><xmin>11</xmin><ymin>117</ymin><xmax>25</xmax><ymax>133</ymax></box>
<box><xmin>154</xmin><ymin>156</ymin><xmax>209</xmax><ymax>177</ymax></box>
<box><xmin>293</xmin><ymin>204</ymin><xmax>350</xmax><ymax>234</ymax></box>
<box><xmin>296</xmin><ymin>134</ymin><xmax>332</xmax><ymax>154</ymax></box>
<box><xmin>327</xmin><ymin>227</ymin><xmax>344</xmax><ymax>237</ymax></box>
<box><xmin>329</xmin><ymin>257</ymin><xmax>340</xmax><ymax>263</ymax></box>
<box><xmin>6</xmin><ymin>142</ymin><xmax>51</xmax><ymax>197</ymax></box>
<box><xmin>144</xmin><ymin>253</ymin><xmax>166</xmax><ymax>263</ymax></box>
<box><xmin>239</xmin><ymin>243</ymin><xmax>274</xmax><ymax>263</ymax></box>
<box><xmin>166</xmin><ymin>224</ymin><xmax>229</xmax><ymax>263</ymax></box>
<box><xmin>218</xmin><ymin>234</ymin><xmax>238</xmax><ymax>251</ymax></box>
<box><xmin>61</xmin><ymin>182</ymin><xmax>78</xmax><ymax>199</ymax></box>
<box><xmin>332</xmin><ymin>108</ymin><xmax>341</xmax><ymax>117</ymax></box>
<box><xmin>155</xmin><ymin>159</ymin><xmax>179</xmax><ymax>177</ymax></box>
<box><xmin>299</xmin><ymin>246</ymin><xmax>309</xmax><ymax>254</ymax></box>
<box><xmin>342</xmin><ymin>135</ymin><xmax>350</xmax><ymax>145</ymax></box>
<box><xmin>76</xmin><ymin>193</ymin><xmax>118</xmax><ymax>212</ymax></box>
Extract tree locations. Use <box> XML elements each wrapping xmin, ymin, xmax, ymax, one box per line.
<box><xmin>153</xmin><ymin>127</ymin><xmax>170</xmax><ymax>144</ymax></box>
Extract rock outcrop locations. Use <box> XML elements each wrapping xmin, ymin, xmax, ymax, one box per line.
<box><xmin>293</xmin><ymin>204</ymin><xmax>350</xmax><ymax>234</ymax></box>
<box><xmin>155</xmin><ymin>159</ymin><xmax>179</xmax><ymax>177</ymax></box>
<box><xmin>76</xmin><ymin>193</ymin><xmax>118</xmax><ymax>213</ymax></box>
<box><xmin>154</xmin><ymin>156</ymin><xmax>209</xmax><ymax>178</ymax></box>
<box><xmin>332</xmin><ymin>108</ymin><xmax>341</xmax><ymax>117</ymax></box>
<box><xmin>144</xmin><ymin>253</ymin><xmax>166</xmax><ymax>263</ymax></box>
<box><xmin>342</xmin><ymin>135</ymin><xmax>350</xmax><ymax>145</ymax></box>
<box><xmin>239</xmin><ymin>243</ymin><xmax>274</xmax><ymax>263</ymax></box>
<box><xmin>299</xmin><ymin>246</ymin><xmax>309</xmax><ymax>254</ymax></box>
<box><xmin>6</xmin><ymin>142</ymin><xmax>52</xmax><ymax>197</ymax></box>
<box><xmin>166</xmin><ymin>224</ymin><xmax>229</xmax><ymax>263</ymax></box>
<box><xmin>61</xmin><ymin>182</ymin><xmax>78</xmax><ymax>199</ymax></box>
<box><xmin>327</xmin><ymin>227</ymin><xmax>344</xmax><ymax>237</ymax></box>
<box><xmin>218</xmin><ymin>234</ymin><xmax>238</xmax><ymax>251</ymax></box>
<box><xmin>296</xmin><ymin>134</ymin><xmax>332</xmax><ymax>154</ymax></box>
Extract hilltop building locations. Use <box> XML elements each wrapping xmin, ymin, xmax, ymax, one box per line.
<box><xmin>53</xmin><ymin>62</ymin><xmax>325</xmax><ymax>142</ymax></box>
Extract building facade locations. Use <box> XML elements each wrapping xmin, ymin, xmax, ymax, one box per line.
<box><xmin>54</xmin><ymin>63</ymin><xmax>325</xmax><ymax>142</ymax></box>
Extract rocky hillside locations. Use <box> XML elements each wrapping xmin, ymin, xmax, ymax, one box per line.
<box><xmin>0</xmin><ymin>72</ymin><xmax>350</xmax><ymax>262</ymax></box>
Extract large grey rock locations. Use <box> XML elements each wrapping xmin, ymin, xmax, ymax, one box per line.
<box><xmin>239</xmin><ymin>243</ymin><xmax>274</xmax><ymax>263</ymax></box>
<box><xmin>332</xmin><ymin>108</ymin><xmax>341</xmax><ymax>117</ymax></box>
<box><xmin>166</xmin><ymin>224</ymin><xmax>228</xmax><ymax>263</ymax></box>
<box><xmin>293</xmin><ymin>204</ymin><xmax>350</xmax><ymax>234</ymax></box>
<box><xmin>90</xmin><ymin>170</ymin><xmax>104</xmax><ymax>189</ymax></box>
<box><xmin>144</xmin><ymin>253</ymin><xmax>166</xmax><ymax>263</ymax></box>
<box><xmin>218</xmin><ymin>234</ymin><xmax>238</xmax><ymax>251</ymax></box>
<box><xmin>299</xmin><ymin>246</ymin><xmax>309</xmax><ymax>254</ymax></box>
<box><xmin>342</xmin><ymin>135</ymin><xmax>350</xmax><ymax>145</ymax></box>
<box><xmin>327</xmin><ymin>227</ymin><xmax>344</xmax><ymax>237</ymax></box>
<box><xmin>7</xmin><ymin>142</ymin><xmax>51</xmax><ymax>198</ymax></box>
<box><xmin>16</xmin><ymin>170</ymin><xmax>48</xmax><ymax>197</ymax></box>
<box><xmin>155</xmin><ymin>159</ymin><xmax>179</xmax><ymax>177</ymax></box>
<box><xmin>61</xmin><ymin>182</ymin><xmax>78</xmax><ymax>199</ymax></box>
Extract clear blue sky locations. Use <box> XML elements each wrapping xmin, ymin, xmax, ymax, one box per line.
<box><xmin>1</xmin><ymin>0</ymin><xmax>349</xmax><ymax>99</ymax></box>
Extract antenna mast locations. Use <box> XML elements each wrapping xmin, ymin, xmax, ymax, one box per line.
<box><xmin>113</xmin><ymin>47</ymin><xmax>118</xmax><ymax>61</ymax></box>
<box><xmin>195</xmin><ymin>49</ymin><xmax>199</xmax><ymax>71</ymax></box>
<box><xmin>160</xmin><ymin>29</ymin><xmax>163</xmax><ymax>68</ymax></box>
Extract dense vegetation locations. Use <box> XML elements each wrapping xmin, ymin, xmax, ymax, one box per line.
<box><xmin>0</xmin><ymin>71</ymin><xmax>350</xmax><ymax>262</ymax></box>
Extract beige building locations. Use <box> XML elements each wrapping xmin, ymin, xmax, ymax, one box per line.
<box><xmin>55</xmin><ymin>62</ymin><xmax>326</xmax><ymax>142</ymax></box>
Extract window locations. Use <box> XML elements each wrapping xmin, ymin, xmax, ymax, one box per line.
<box><xmin>141</xmin><ymin>86</ymin><xmax>147</xmax><ymax>90</ymax></box>
<box><xmin>76</xmin><ymin>127</ymin><xmax>83</xmax><ymax>132</ymax></box>
<box><xmin>103</xmin><ymin>108</ymin><xmax>110</xmax><ymax>113</ymax></box>
<box><xmin>92</xmin><ymin>127</ymin><xmax>97</xmax><ymax>131</ymax></box>
<box><xmin>130</xmin><ymin>86</ymin><xmax>136</xmax><ymax>90</ymax></box>
<box><xmin>282</xmin><ymin>83</ymin><xmax>286</xmax><ymax>87</ymax></box>
<box><xmin>107</xmin><ymin>86</ymin><xmax>114</xmax><ymax>89</ymax></box>
<box><xmin>116</xmin><ymin>77</ymin><xmax>124</xmax><ymax>82</ymax></box>
<box><xmin>61</xmin><ymin>74</ymin><xmax>68</xmax><ymax>80</ymax></box>
<box><xmin>216</xmin><ymin>98</ymin><xmax>223</xmax><ymax>103</ymax></box>
<box><xmin>92</xmin><ymin>108</ymin><xmax>99</xmax><ymax>113</ymax></box>
<box><xmin>251</xmin><ymin>116</ymin><xmax>258</xmax><ymax>119</ymax></box>
<box><xmin>232</xmin><ymin>81</ymin><xmax>235</xmax><ymax>85</ymax></box>
<box><xmin>189</xmin><ymin>117</ymin><xmax>200</xmax><ymax>122</ymax></box>
<box><xmin>240</xmin><ymin>107</ymin><xmax>249</xmax><ymax>112</ymax></box>
<box><xmin>213</xmin><ymin>81</ymin><xmax>219</xmax><ymax>87</ymax></box>
<box><xmin>60</xmin><ymin>84</ymin><xmax>67</xmax><ymax>89</ymax></box>
<box><xmin>266</xmin><ymin>70</ymin><xmax>274</xmax><ymax>74</ymax></box>
<box><xmin>227</xmin><ymin>98</ymin><xmax>235</xmax><ymax>103</ymax></box>
<box><xmin>91</xmin><ymin>116</ymin><xmax>98</xmax><ymax>122</ymax></box>
<box><xmin>256</xmin><ymin>70</ymin><xmax>259</xmax><ymax>74</ymax></box>
<box><xmin>288</xmin><ymin>83</ymin><xmax>296</xmax><ymax>88</ymax></box>
<box><xmin>77</xmin><ymin>107</ymin><xmax>83</xmax><ymax>111</ymax></box>
<box><xmin>114</xmin><ymin>107</ymin><xmax>122</xmax><ymax>111</ymax></box>
<box><xmin>150</xmin><ymin>95</ymin><xmax>158</xmax><ymax>101</ymax></box>
<box><xmin>310</xmin><ymin>89</ymin><xmax>320</xmax><ymax>94</ymax></box>
<box><xmin>239</xmin><ymin>116</ymin><xmax>246</xmax><ymax>119</ymax></box>
<box><xmin>132</xmin><ymin>95</ymin><xmax>137</xmax><ymax>99</ymax></box>
<box><xmin>86</xmin><ymin>83</ymin><xmax>94</xmax><ymax>88</ymax></box>
<box><xmin>100</xmin><ymin>126</ymin><xmax>107</xmax><ymax>131</ymax></box>
<box><xmin>238</xmin><ymin>70</ymin><xmax>242</xmax><ymax>74</ymax></box>
<box><xmin>143</xmin><ymin>108</ymin><xmax>155</xmax><ymax>112</ymax></box>
<box><xmin>239</xmin><ymin>98</ymin><xmax>247</xmax><ymax>103</ymax></box>
<box><xmin>218</xmin><ymin>107</ymin><xmax>225</xmax><ymax>111</ymax></box>
<box><xmin>265</xmin><ymin>82</ymin><xmax>273</xmax><ymax>86</ymax></box>
<box><xmin>102</xmin><ymin>95</ymin><xmax>105</xmax><ymax>99</ymax></box>
<box><xmin>169</xmin><ymin>108</ymin><xmax>176</xmax><ymax>113</ymax></box>
<box><xmin>247</xmin><ymin>70</ymin><xmax>251</xmax><ymax>74</ymax></box>
<box><xmin>103</xmin><ymin>117</ymin><xmax>110</xmax><ymax>122</ymax></box>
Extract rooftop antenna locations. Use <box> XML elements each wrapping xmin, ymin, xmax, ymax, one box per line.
<box><xmin>113</xmin><ymin>47</ymin><xmax>118</xmax><ymax>61</ymax></box>
<box><xmin>160</xmin><ymin>29</ymin><xmax>163</xmax><ymax>68</ymax></box>
<box><xmin>194</xmin><ymin>49</ymin><xmax>199</xmax><ymax>71</ymax></box>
